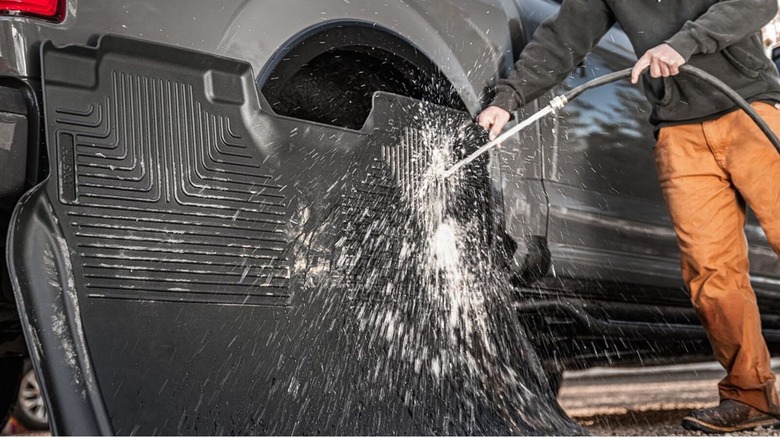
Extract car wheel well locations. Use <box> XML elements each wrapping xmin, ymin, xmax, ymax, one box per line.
<box><xmin>258</xmin><ymin>24</ymin><xmax>466</xmax><ymax>130</ymax></box>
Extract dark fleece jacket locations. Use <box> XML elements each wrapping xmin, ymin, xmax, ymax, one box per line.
<box><xmin>492</xmin><ymin>0</ymin><xmax>780</xmax><ymax>127</ymax></box>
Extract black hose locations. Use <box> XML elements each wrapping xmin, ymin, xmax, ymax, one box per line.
<box><xmin>561</xmin><ymin>65</ymin><xmax>780</xmax><ymax>154</ymax></box>
<box><xmin>562</xmin><ymin>67</ymin><xmax>634</xmax><ymax>102</ymax></box>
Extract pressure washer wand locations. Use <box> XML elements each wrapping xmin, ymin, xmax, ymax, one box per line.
<box><xmin>442</xmin><ymin>65</ymin><xmax>780</xmax><ymax>179</ymax></box>
<box><xmin>441</xmin><ymin>95</ymin><xmax>568</xmax><ymax>179</ymax></box>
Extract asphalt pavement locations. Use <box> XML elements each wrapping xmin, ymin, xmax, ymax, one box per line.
<box><xmin>559</xmin><ymin>359</ymin><xmax>780</xmax><ymax>435</ymax></box>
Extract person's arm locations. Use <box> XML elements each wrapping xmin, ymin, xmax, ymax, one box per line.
<box><xmin>491</xmin><ymin>0</ymin><xmax>616</xmax><ymax>114</ymax></box>
<box><xmin>478</xmin><ymin>0</ymin><xmax>615</xmax><ymax>139</ymax></box>
<box><xmin>665</xmin><ymin>0</ymin><xmax>778</xmax><ymax>62</ymax></box>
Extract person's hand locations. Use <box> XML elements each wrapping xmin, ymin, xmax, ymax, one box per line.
<box><xmin>631</xmin><ymin>43</ymin><xmax>686</xmax><ymax>84</ymax></box>
<box><xmin>476</xmin><ymin>106</ymin><xmax>511</xmax><ymax>141</ymax></box>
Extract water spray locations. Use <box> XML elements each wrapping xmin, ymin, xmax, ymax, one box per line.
<box><xmin>442</xmin><ymin>65</ymin><xmax>780</xmax><ymax>179</ymax></box>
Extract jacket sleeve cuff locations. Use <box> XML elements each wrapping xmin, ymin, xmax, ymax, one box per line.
<box><xmin>490</xmin><ymin>85</ymin><xmax>523</xmax><ymax>113</ymax></box>
<box><xmin>665</xmin><ymin>29</ymin><xmax>699</xmax><ymax>62</ymax></box>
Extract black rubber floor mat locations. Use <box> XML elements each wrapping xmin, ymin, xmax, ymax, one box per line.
<box><xmin>8</xmin><ymin>35</ymin><xmax>579</xmax><ymax>435</ymax></box>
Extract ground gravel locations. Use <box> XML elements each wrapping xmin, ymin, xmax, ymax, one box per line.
<box><xmin>559</xmin><ymin>361</ymin><xmax>780</xmax><ymax>436</ymax></box>
<box><xmin>572</xmin><ymin>408</ymin><xmax>780</xmax><ymax>436</ymax></box>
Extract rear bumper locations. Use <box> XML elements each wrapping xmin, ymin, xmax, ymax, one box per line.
<box><xmin>1</xmin><ymin>77</ymin><xmax>41</xmax><ymax>362</ymax></box>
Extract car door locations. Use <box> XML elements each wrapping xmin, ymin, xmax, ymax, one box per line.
<box><xmin>515</xmin><ymin>0</ymin><xmax>684</xmax><ymax>305</ymax></box>
<box><xmin>522</xmin><ymin>0</ymin><xmax>780</xmax><ymax>313</ymax></box>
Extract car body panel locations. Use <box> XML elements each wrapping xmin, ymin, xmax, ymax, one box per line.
<box><xmin>0</xmin><ymin>0</ymin><xmax>513</xmax><ymax>112</ymax></box>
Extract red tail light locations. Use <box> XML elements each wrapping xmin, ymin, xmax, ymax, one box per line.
<box><xmin>0</xmin><ymin>0</ymin><xmax>63</xmax><ymax>20</ymax></box>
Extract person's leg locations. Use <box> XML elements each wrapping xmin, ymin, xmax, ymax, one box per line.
<box><xmin>717</xmin><ymin>101</ymin><xmax>780</xmax><ymax>415</ymax></box>
<box><xmin>655</xmin><ymin>120</ymin><xmax>778</xmax><ymax>416</ymax></box>
<box><xmin>699</xmin><ymin>105</ymin><xmax>780</xmax><ymax>415</ymax></box>
<box><xmin>726</xmin><ymin>102</ymin><xmax>780</xmax><ymax>258</ymax></box>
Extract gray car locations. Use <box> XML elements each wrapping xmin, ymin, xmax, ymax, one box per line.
<box><xmin>0</xmin><ymin>0</ymin><xmax>779</xmax><ymax>435</ymax></box>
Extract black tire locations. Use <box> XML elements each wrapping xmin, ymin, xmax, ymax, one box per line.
<box><xmin>0</xmin><ymin>356</ymin><xmax>23</xmax><ymax>432</ymax></box>
<box><xmin>13</xmin><ymin>362</ymin><xmax>48</xmax><ymax>430</ymax></box>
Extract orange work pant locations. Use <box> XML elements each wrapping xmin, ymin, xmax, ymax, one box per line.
<box><xmin>655</xmin><ymin>102</ymin><xmax>780</xmax><ymax>415</ymax></box>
